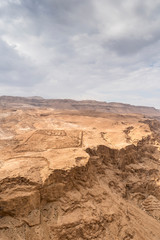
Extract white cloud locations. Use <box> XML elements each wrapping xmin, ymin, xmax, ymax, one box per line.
<box><xmin>0</xmin><ymin>0</ymin><xmax>159</xmax><ymax>108</ymax></box>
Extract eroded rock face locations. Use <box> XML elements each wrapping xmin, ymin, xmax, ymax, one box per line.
<box><xmin>0</xmin><ymin>107</ymin><xmax>160</xmax><ymax>239</ymax></box>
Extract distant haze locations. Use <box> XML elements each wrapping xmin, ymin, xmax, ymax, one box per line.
<box><xmin>0</xmin><ymin>0</ymin><xmax>160</xmax><ymax>108</ymax></box>
<box><xmin>0</xmin><ymin>96</ymin><xmax>160</xmax><ymax>116</ymax></box>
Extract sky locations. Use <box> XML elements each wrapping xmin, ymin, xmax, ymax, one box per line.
<box><xmin>0</xmin><ymin>0</ymin><xmax>160</xmax><ymax>108</ymax></box>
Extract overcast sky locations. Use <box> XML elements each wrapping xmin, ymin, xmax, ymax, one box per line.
<box><xmin>0</xmin><ymin>0</ymin><xmax>160</xmax><ymax>108</ymax></box>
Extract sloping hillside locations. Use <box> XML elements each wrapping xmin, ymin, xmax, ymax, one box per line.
<box><xmin>0</xmin><ymin>96</ymin><xmax>160</xmax><ymax>116</ymax></box>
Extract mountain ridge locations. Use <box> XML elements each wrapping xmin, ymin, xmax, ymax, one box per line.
<box><xmin>0</xmin><ymin>95</ymin><xmax>160</xmax><ymax>116</ymax></box>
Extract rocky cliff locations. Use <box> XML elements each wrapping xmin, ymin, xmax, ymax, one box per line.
<box><xmin>0</xmin><ymin>106</ymin><xmax>160</xmax><ymax>239</ymax></box>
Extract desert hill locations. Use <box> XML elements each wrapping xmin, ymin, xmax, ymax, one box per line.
<box><xmin>0</xmin><ymin>95</ymin><xmax>160</xmax><ymax>116</ymax></box>
<box><xmin>0</xmin><ymin>98</ymin><xmax>160</xmax><ymax>239</ymax></box>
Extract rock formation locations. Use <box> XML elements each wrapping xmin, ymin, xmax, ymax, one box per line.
<box><xmin>0</xmin><ymin>100</ymin><xmax>160</xmax><ymax>239</ymax></box>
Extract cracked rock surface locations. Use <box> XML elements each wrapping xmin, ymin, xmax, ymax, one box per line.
<box><xmin>0</xmin><ymin>104</ymin><xmax>160</xmax><ymax>239</ymax></box>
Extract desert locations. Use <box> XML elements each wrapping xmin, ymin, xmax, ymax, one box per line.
<box><xmin>0</xmin><ymin>97</ymin><xmax>160</xmax><ymax>239</ymax></box>
<box><xmin>1</xmin><ymin>0</ymin><xmax>160</xmax><ymax>239</ymax></box>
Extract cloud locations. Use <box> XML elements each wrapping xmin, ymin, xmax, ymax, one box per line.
<box><xmin>0</xmin><ymin>0</ymin><xmax>160</xmax><ymax>107</ymax></box>
<box><xmin>0</xmin><ymin>38</ymin><xmax>43</xmax><ymax>87</ymax></box>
